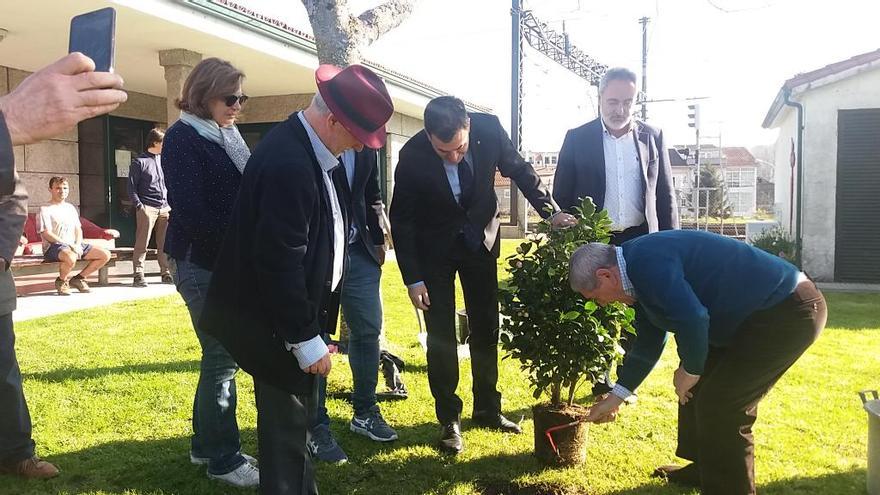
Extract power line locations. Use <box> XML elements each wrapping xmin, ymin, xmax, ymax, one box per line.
<box><xmin>706</xmin><ymin>0</ymin><xmax>775</xmax><ymax>13</ymax></box>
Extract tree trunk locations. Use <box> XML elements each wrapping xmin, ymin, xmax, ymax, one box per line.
<box><xmin>302</xmin><ymin>0</ymin><xmax>418</xmax><ymax>66</ymax></box>
<box><xmin>566</xmin><ymin>380</ymin><xmax>578</xmax><ymax>407</ymax></box>
<box><xmin>550</xmin><ymin>383</ymin><xmax>561</xmax><ymax>406</ymax></box>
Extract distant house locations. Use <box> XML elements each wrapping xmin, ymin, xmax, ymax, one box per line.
<box><xmin>670</xmin><ymin>145</ymin><xmax>759</xmax><ymax>217</ymax></box>
<box><xmin>494</xmin><ymin>151</ymin><xmax>558</xmax><ymax>219</ymax></box>
<box><xmin>762</xmin><ymin>48</ymin><xmax>880</xmax><ymax>282</ymax></box>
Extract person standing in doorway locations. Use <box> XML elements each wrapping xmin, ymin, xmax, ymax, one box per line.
<box><xmin>129</xmin><ymin>127</ymin><xmax>171</xmax><ymax>287</ymax></box>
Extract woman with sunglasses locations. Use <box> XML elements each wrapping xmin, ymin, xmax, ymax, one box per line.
<box><xmin>161</xmin><ymin>57</ymin><xmax>258</xmax><ymax>488</ymax></box>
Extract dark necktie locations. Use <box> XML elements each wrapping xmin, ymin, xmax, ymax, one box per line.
<box><xmin>457</xmin><ymin>158</ymin><xmax>473</xmax><ymax>207</ymax></box>
<box><xmin>456</xmin><ymin>158</ymin><xmax>482</xmax><ymax>252</ymax></box>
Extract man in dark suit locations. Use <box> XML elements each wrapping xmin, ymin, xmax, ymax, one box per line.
<box><xmin>390</xmin><ymin>96</ymin><xmax>575</xmax><ymax>455</ymax></box>
<box><xmin>200</xmin><ymin>64</ymin><xmax>393</xmax><ymax>495</ymax></box>
<box><xmin>0</xmin><ymin>53</ymin><xmax>126</xmax><ymax>480</ymax></box>
<box><xmin>554</xmin><ymin>66</ymin><xmax>680</xmax><ymax>395</ymax></box>
<box><xmin>553</xmin><ymin>66</ymin><xmax>679</xmax><ymax>245</ymax></box>
<box><xmin>308</xmin><ymin>148</ymin><xmax>397</xmax><ymax>464</ymax></box>
<box><xmin>570</xmin><ymin>231</ymin><xmax>825</xmax><ymax>495</ymax></box>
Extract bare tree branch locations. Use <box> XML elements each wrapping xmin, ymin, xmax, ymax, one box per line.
<box><xmin>357</xmin><ymin>0</ymin><xmax>417</xmax><ymax>46</ymax></box>
<box><xmin>301</xmin><ymin>0</ymin><xmax>418</xmax><ymax>66</ymax></box>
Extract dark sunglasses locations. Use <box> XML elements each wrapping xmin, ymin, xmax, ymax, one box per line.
<box><xmin>223</xmin><ymin>94</ymin><xmax>249</xmax><ymax>107</ymax></box>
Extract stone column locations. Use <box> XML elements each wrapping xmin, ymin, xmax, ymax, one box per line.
<box><xmin>158</xmin><ymin>49</ymin><xmax>202</xmax><ymax>126</ymax></box>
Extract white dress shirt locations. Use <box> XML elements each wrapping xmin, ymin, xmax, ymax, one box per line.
<box><xmin>602</xmin><ymin>121</ymin><xmax>646</xmax><ymax>231</ymax></box>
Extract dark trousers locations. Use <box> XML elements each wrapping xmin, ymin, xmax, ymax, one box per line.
<box><xmin>676</xmin><ymin>280</ymin><xmax>826</xmax><ymax>494</ymax></box>
<box><xmin>592</xmin><ymin>223</ymin><xmax>649</xmax><ymax>395</ymax></box>
<box><xmin>609</xmin><ymin>222</ymin><xmax>649</xmax><ymax>246</ymax></box>
<box><xmin>0</xmin><ymin>313</ymin><xmax>34</xmax><ymax>466</ymax></box>
<box><xmin>254</xmin><ymin>379</ymin><xmax>318</xmax><ymax>495</ymax></box>
<box><xmin>423</xmin><ymin>236</ymin><xmax>502</xmax><ymax>424</ymax></box>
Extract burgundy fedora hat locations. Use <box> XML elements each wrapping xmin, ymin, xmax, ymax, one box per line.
<box><xmin>316</xmin><ymin>64</ymin><xmax>394</xmax><ymax>149</ymax></box>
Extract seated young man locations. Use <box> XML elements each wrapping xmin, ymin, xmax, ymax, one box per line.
<box><xmin>37</xmin><ymin>176</ymin><xmax>111</xmax><ymax>295</ymax></box>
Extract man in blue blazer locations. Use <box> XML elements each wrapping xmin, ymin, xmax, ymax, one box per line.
<box><xmin>569</xmin><ymin>231</ymin><xmax>826</xmax><ymax>495</ymax></box>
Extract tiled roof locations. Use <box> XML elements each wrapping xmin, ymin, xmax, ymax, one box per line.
<box><xmin>782</xmin><ymin>48</ymin><xmax>880</xmax><ymax>91</ymax></box>
<box><xmin>762</xmin><ymin>48</ymin><xmax>880</xmax><ymax>128</ymax></box>
<box><xmin>494</xmin><ymin>171</ymin><xmax>511</xmax><ymax>187</ymax></box>
<box><xmin>721</xmin><ymin>147</ymin><xmax>757</xmax><ymax>167</ymax></box>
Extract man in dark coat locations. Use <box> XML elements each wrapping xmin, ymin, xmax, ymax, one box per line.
<box><xmin>553</xmin><ymin>67</ymin><xmax>678</xmax><ymax>244</ymax></box>
<box><xmin>0</xmin><ymin>53</ymin><xmax>126</xmax><ymax>480</ymax></box>
<box><xmin>390</xmin><ymin>96</ymin><xmax>575</xmax><ymax>455</ymax></box>
<box><xmin>200</xmin><ymin>64</ymin><xmax>394</xmax><ymax>495</ymax></box>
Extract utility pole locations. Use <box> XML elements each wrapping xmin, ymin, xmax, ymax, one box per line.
<box><xmin>510</xmin><ymin>1</ymin><xmax>606</xmax><ymax>231</ymax></box>
<box><xmin>688</xmin><ymin>103</ymin><xmax>702</xmax><ymax>226</ymax></box>
<box><xmin>511</xmin><ymin>0</ymin><xmax>523</xmax><ymax>152</ymax></box>
<box><xmin>639</xmin><ymin>16</ymin><xmax>650</xmax><ymax>121</ymax></box>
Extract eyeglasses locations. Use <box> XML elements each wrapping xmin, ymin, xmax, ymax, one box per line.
<box><xmin>223</xmin><ymin>94</ymin><xmax>249</xmax><ymax>107</ymax></box>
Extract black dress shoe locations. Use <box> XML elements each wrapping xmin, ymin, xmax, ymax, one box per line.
<box><xmin>652</xmin><ymin>463</ymin><xmax>701</xmax><ymax>487</ymax></box>
<box><xmin>472</xmin><ymin>412</ymin><xmax>522</xmax><ymax>434</ymax></box>
<box><xmin>438</xmin><ymin>422</ymin><xmax>463</xmax><ymax>455</ymax></box>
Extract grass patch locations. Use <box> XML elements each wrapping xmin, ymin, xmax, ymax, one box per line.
<box><xmin>3</xmin><ymin>241</ymin><xmax>876</xmax><ymax>494</ymax></box>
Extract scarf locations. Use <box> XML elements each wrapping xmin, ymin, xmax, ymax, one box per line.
<box><xmin>178</xmin><ymin>111</ymin><xmax>250</xmax><ymax>173</ymax></box>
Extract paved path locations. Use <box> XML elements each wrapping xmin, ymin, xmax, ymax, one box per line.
<box><xmin>13</xmin><ymin>260</ymin><xmax>177</xmax><ymax>322</ymax></box>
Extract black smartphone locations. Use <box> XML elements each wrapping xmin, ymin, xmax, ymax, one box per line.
<box><xmin>69</xmin><ymin>8</ymin><xmax>116</xmax><ymax>72</ymax></box>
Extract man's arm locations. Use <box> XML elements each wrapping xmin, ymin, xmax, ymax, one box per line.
<box><xmin>37</xmin><ymin>208</ymin><xmax>64</xmax><ymax>245</ymax></box>
<box><xmin>0</xmin><ymin>115</ymin><xmax>27</xmax><ymax>269</ymax></box>
<box><xmin>128</xmin><ymin>159</ymin><xmax>143</xmax><ymax>209</ymax></box>
<box><xmin>252</xmin><ymin>160</ymin><xmax>325</xmax><ymax>356</ymax></box>
<box><xmin>363</xmin><ymin>153</ymin><xmax>386</xmax><ymax>248</ymax></box>
<box><xmin>654</xmin><ymin>128</ymin><xmax>680</xmax><ymax>230</ymax></box>
<box><xmin>389</xmin><ymin>150</ymin><xmax>423</xmax><ymax>286</ymax></box>
<box><xmin>553</xmin><ymin>129</ymin><xmax>579</xmax><ymax>212</ymax></box>
<box><xmin>614</xmin><ymin>313</ymin><xmax>669</xmax><ymax>396</ymax></box>
<box><xmin>493</xmin><ymin>115</ymin><xmax>559</xmax><ymax>219</ymax></box>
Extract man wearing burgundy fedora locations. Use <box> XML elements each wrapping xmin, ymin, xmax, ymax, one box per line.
<box><xmin>390</xmin><ymin>96</ymin><xmax>576</xmax><ymax>455</ymax></box>
<box><xmin>200</xmin><ymin>64</ymin><xmax>394</xmax><ymax>494</ymax></box>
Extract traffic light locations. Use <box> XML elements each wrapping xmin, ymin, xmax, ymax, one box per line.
<box><xmin>688</xmin><ymin>103</ymin><xmax>701</xmax><ymax>130</ymax></box>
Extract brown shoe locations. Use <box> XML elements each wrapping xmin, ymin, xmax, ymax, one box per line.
<box><xmin>0</xmin><ymin>456</ymin><xmax>60</xmax><ymax>479</ymax></box>
<box><xmin>69</xmin><ymin>275</ymin><xmax>90</xmax><ymax>293</ymax></box>
<box><xmin>55</xmin><ymin>278</ymin><xmax>71</xmax><ymax>296</ymax></box>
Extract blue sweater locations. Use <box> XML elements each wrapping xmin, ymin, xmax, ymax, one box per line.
<box><xmin>161</xmin><ymin>121</ymin><xmax>242</xmax><ymax>270</ymax></box>
<box><xmin>616</xmin><ymin>230</ymin><xmax>800</xmax><ymax>392</ymax></box>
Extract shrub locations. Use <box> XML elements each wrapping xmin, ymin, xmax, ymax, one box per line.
<box><xmin>499</xmin><ymin>197</ymin><xmax>635</xmax><ymax>407</ymax></box>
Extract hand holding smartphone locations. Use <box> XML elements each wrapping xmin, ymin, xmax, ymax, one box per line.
<box><xmin>69</xmin><ymin>7</ymin><xmax>116</xmax><ymax>73</ymax></box>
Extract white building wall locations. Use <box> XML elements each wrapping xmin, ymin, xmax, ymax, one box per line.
<box><xmin>771</xmin><ymin>67</ymin><xmax>880</xmax><ymax>280</ymax></box>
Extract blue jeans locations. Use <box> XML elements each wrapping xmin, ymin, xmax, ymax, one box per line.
<box><xmin>169</xmin><ymin>256</ymin><xmax>246</xmax><ymax>475</ymax></box>
<box><xmin>314</xmin><ymin>242</ymin><xmax>383</xmax><ymax>426</ymax></box>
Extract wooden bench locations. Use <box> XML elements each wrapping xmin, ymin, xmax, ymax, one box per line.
<box><xmin>109</xmin><ymin>247</ymin><xmax>158</xmax><ymax>262</ymax></box>
<box><xmin>11</xmin><ymin>253</ymin><xmax>117</xmax><ymax>285</ymax></box>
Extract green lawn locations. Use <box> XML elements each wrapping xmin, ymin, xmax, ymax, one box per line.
<box><xmin>3</xmin><ymin>240</ymin><xmax>876</xmax><ymax>494</ymax></box>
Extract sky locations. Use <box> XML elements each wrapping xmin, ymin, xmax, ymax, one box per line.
<box><xmin>250</xmin><ymin>0</ymin><xmax>880</xmax><ymax>154</ymax></box>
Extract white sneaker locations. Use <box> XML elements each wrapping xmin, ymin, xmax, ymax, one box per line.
<box><xmin>190</xmin><ymin>452</ymin><xmax>257</xmax><ymax>466</ymax></box>
<box><xmin>207</xmin><ymin>461</ymin><xmax>260</xmax><ymax>488</ymax></box>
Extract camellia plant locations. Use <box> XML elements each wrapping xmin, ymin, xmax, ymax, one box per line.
<box><xmin>500</xmin><ymin>197</ymin><xmax>636</xmax><ymax>407</ymax></box>
<box><xmin>499</xmin><ymin>197</ymin><xmax>636</xmax><ymax>464</ymax></box>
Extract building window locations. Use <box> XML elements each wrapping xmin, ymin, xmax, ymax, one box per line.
<box><xmin>725</xmin><ymin>168</ymin><xmax>756</xmax><ymax>188</ymax></box>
